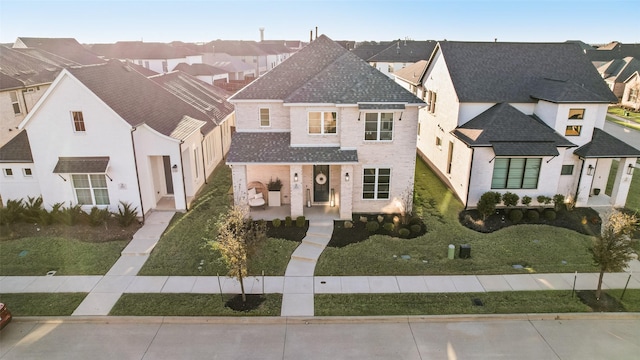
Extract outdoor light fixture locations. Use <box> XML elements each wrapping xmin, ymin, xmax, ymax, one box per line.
<box><xmin>294</xmin><ymin>173</ymin><xmax>298</xmax><ymax>182</ymax></box>
<box><xmin>330</xmin><ymin>188</ymin><xmax>335</xmax><ymax>207</ymax></box>
<box><xmin>345</xmin><ymin>172</ymin><xmax>350</xmax><ymax>182</ymax></box>
<box><xmin>172</xmin><ymin>164</ymin><xmax>178</xmax><ymax>172</ymax></box>
<box><xmin>587</xmin><ymin>165</ymin><xmax>594</xmax><ymax>176</ymax></box>
<box><xmin>306</xmin><ymin>188</ymin><xmax>311</xmax><ymax>207</ymax></box>
<box><xmin>628</xmin><ymin>164</ymin><xmax>635</xmax><ymax>175</ymax></box>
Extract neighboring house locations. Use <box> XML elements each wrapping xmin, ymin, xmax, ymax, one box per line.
<box><xmin>207</xmin><ymin>40</ymin><xmax>270</xmax><ymax>75</ymax></box>
<box><xmin>257</xmin><ymin>42</ymin><xmax>294</xmax><ymax>71</ymax></box>
<box><xmin>585</xmin><ymin>41</ymin><xmax>640</xmax><ymax>65</ymax></box>
<box><xmin>368</xmin><ymin>40</ymin><xmax>437</xmax><ymax>78</ymax></box>
<box><xmin>394</xmin><ymin>60</ymin><xmax>428</xmax><ymax>98</ymax></box>
<box><xmin>596</xmin><ymin>57</ymin><xmax>640</xmax><ymax>100</ymax></box>
<box><xmin>226</xmin><ymin>35</ymin><xmax>425</xmax><ymax>219</ymax></box>
<box><xmin>89</xmin><ymin>41</ymin><xmax>203</xmax><ymax>73</ymax></box>
<box><xmin>0</xmin><ymin>46</ymin><xmax>64</xmax><ymax>146</ymax></box>
<box><xmin>203</xmin><ymin>52</ymin><xmax>256</xmax><ymax>81</ymax></box>
<box><xmin>398</xmin><ymin>41</ymin><xmax>639</xmax><ymax>209</ymax></box>
<box><xmin>13</xmin><ymin>37</ymin><xmax>104</xmax><ymax>65</ymax></box>
<box><xmin>0</xmin><ymin>61</ymin><xmax>234</xmax><ymax>217</ymax></box>
<box><xmin>261</xmin><ymin>39</ymin><xmax>305</xmax><ymax>52</ymax></box>
<box><xmin>173</xmin><ymin>63</ymin><xmax>229</xmax><ymax>85</ymax></box>
<box><xmin>621</xmin><ymin>71</ymin><xmax>640</xmax><ymax>111</ymax></box>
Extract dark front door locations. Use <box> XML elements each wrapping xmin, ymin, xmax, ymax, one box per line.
<box><xmin>162</xmin><ymin>156</ymin><xmax>174</xmax><ymax>195</ymax></box>
<box><xmin>313</xmin><ymin>165</ymin><xmax>329</xmax><ymax>202</ymax></box>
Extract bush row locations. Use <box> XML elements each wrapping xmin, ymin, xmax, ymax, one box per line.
<box><xmin>271</xmin><ymin>216</ymin><xmax>306</xmax><ymax>228</ymax></box>
<box><xmin>477</xmin><ymin>191</ymin><xmax>567</xmax><ymax>220</ymax></box>
<box><xmin>0</xmin><ymin>196</ymin><xmax>138</xmax><ymax>227</ymax></box>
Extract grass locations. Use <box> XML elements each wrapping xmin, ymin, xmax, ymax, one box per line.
<box><xmin>605</xmin><ymin>160</ymin><xmax>640</xmax><ymax>213</ymax></box>
<box><xmin>0</xmin><ymin>293</ymin><xmax>87</xmax><ymax>316</ymax></box>
<box><xmin>315</xmin><ymin>291</ymin><xmax>595</xmax><ymax>316</ymax></box>
<box><xmin>607</xmin><ymin>106</ymin><xmax>640</xmax><ymax>131</ymax></box>
<box><xmin>138</xmin><ymin>165</ymin><xmax>299</xmax><ymax>276</ymax></box>
<box><xmin>109</xmin><ymin>293</ymin><xmax>282</xmax><ymax>316</ymax></box>
<box><xmin>0</xmin><ymin>237</ymin><xmax>128</xmax><ymax>275</ymax></box>
<box><xmin>315</xmin><ymin>156</ymin><xmax>599</xmax><ymax>276</ymax></box>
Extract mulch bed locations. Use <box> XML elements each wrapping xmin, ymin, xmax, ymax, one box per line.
<box><xmin>225</xmin><ymin>294</ymin><xmax>266</xmax><ymax>311</ymax></box>
<box><xmin>577</xmin><ymin>290</ymin><xmax>627</xmax><ymax>312</ymax></box>
<box><xmin>0</xmin><ymin>217</ymin><xmax>142</xmax><ymax>243</ymax></box>
<box><xmin>328</xmin><ymin>213</ymin><xmax>427</xmax><ymax>248</ymax></box>
<box><xmin>459</xmin><ymin>207</ymin><xmax>602</xmax><ymax>235</ymax></box>
<box><xmin>265</xmin><ymin>221</ymin><xmax>308</xmax><ymax>242</ymax></box>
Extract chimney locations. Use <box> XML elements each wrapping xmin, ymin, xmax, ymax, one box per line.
<box><xmin>310</xmin><ymin>30</ymin><xmax>313</xmax><ymax>42</ymax></box>
<box><xmin>259</xmin><ymin>27</ymin><xmax>265</xmax><ymax>42</ymax></box>
<box><xmin>315</xmin><ymin>26</ymin><xmax>318</xmax><ymax>40</ymax></box>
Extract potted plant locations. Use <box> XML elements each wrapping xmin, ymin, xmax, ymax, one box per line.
<box><xmin>267</xmin><ymin>177</ymin><xmax>282</xmax><ymax>207</ymax></box>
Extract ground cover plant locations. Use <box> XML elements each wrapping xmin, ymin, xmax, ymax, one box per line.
<box><xmin>0</xmin><ymin>293</ymin><xmax>87</xmax><ymax>316</ymax></box>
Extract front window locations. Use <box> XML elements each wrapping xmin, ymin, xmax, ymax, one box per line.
<box><xmin>568</xmin><ymin>108</ymin><xmax>585</xmax><ymax>119</ymax></box>
<box><xmin>260</xmin><ymin>108</ymin><xmax>270</xmax><ymax>127</ymax></box>
<box><xmin>628</xmin><ymin>88</ymin><xmax>639</xmax><ymax>103</ymax></box>
<box><xmin>23</xmin><ymin>168</ymin><xmax>32</xmax><ymax>177</ymax></box>
<box><xmin>72</xmin><ymin>174</ymin><xmax>110</xmax><ymax>205</ymax></box>
<box><xmin>308</xmin><ymin>111</ymin><xmax>337</xmax><ymax>134</ymax></box>
<box><xmin>491</xmin><ymin>158</ymin><xmax>541</xmax><ymax>189</ymax></box>
<box><xmin>561</xmin><ymin>165</ymin><xmax>574</xmax><ymax>175</ymax></box>
<box><xmin>364</xmin><ymin>112</ymin><xmax>393</xmax><ymax>141</ymax></box>
<box><xmin>3</xmin><ymin>168</ymin><xmax>13</xmax><ymax>176</ymax></box>
<box><xmin>565</xmin><ymin>125</ymin><xmax>582</xmax><ymax>136</ymax></box>
<box><xmin>363</xmin><ymin>168</ymin><xmax>391</xmax><ymax>199</ymax></box>
<box><xmin>10</xmin><ymin>91</ymin><xmax>21</xmax><ymax>115</ymax></box>
<box><xmin>427</xmin><ymin>90</ymin><xmax>437</xmax><ymax>114</ymax></box>
<box><xmin>72</xmin><ymin>111</ymin><xmax>86</xmax><ymax>132</ymax></box>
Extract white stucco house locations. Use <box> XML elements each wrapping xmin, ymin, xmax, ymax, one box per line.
<box><xmin>0</xmin><ymin>61</ymin><xmax>234</xmax><ymax>218</ymax></box>
<box><xmin>226</xmin><ymin>35</ymin><xmax>425</xmax><ymax>220</ymax></box>
<box><xmin>396</xmin><ymin>41</ymin><xmax>640</xmax><ymax>208</ymax></box>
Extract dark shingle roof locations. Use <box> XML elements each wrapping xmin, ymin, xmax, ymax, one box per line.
<box><xmin>573</xmin><ymin>128</ymin><xmax>640</xmax><ymax>158</ymax></box>
<box><xmin>452</xmin><ymin>103</ymin><xmax>575</xmax><ymax>156</ymax></box>
<box><xmin>227</xmin><ymin>132</ymin><xmax>358</xmax><ymax>164</ymax></box>
<box><xmin>173</xmin><ymin>63</ymin><xmax>228</xmax><ymax>76</ymax></box>
<box><xmin>0</xmin><ymin>45</ymin><xmax>62</xmax><ymax>90</ymax></box>
<box><xmin>15</xmin><ymin>37</ymin><xmax>104</xmax><ymax>65</ymax></box>
<box><xmin>438</xmin><ymin>41</ymin><xmax>617</xmax><ymax>103</ymax></box>
<box><xmin>0</xmin><ymin>131</ymin><xmax>33</xmax><ymax>162</ymax></box>
<box><xmin>53</xmin><ymin>156</ymin><xmax>110</xmax><ymax>173</ymax></box>
<box><xmin>68</xmin><ymin>61</ymin><xmax>210</xmax><ymax>137</ymax></box>
<box><xmin>585</xmin><ymin>42</ymin><xmax>640</xmax><ymax>62</ymax></box>
<box><xmin>597</xmin><ymin>57</ymin><xmax>640</xmax><ymax>84</ymax></box>
<box><xmin>350</xmin><ymin>43</ymin><xmax>391</xmax><ymax>61</ymax></box>
<box><xmin>89</xmin><ymin>41</ymin><xmax>201</xmax><ymax>60</ymax></box>
<box><xmin>232</xmin><ymin>35</ymin><xmax>424</xmax><ymax>105</ymax></box>
<box><xmin>529</xmin><ymin>78</ymin><xmax>612</xmax><ymax>103</ymax></box>
<box><xmin>369</xmin><ymin>40</ymin><xmax>436</xmax><ymax>63</ymax></box>
<box><xmin>206</xmin><ymin>40</ymin><xmax>267</xmax><ymax>56</ymax></box>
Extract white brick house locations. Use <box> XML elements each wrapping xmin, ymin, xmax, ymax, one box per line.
<box><xmin>227</xmin><ymin>35</ymin><xmax>425</xmax><ymax>219</ymax></box>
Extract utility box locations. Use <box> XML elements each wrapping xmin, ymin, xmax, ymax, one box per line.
<box><xmin>447</xmin><ymin>244</ymin><xmax>455</xmax><ymax>260</ymax></box>
<box><xmin>459</xmin><ymin>244</ymin><xmax>471</xmax><ymax>259</ymax></box>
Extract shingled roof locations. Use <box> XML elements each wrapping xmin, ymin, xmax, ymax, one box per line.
<box><xmin>67</xmin><ymin>61</ymin><xmax>209</xmax><ymax>137</ymax></box>
<box><xmin>369</xmin><ymin>40</ymin><xmax>436</xmax><ymax>63</ymax></box>
<box><xmin>206</xmin><ymin>40</ymin><xmax>267</xmax><ymax>56</ymax></box>
<box><xmin>452</xmin><ymin>103</ymin><xmax>575</xmax><ymax>156</ymax></box>
<box><xmin>89</xmin><ymin>41</ymin><xmax>201</xmax><ymax>60</ymax></box>
<box><xmin>394</xmin><ymin>60</ymin><xmax>428</xmax><ymax>86</ymax></box>
<box><xmin>437</xmin><ymin>41</ymin><xmax>617</xmax><ymax>103</ymax></box>
<box><xmin>0</xmin><ymin>130</ymin><xmax>33</xmax><ymax>163</ymax></box>
<box><xmin>14</xmin><ymin>37</ymin><xmax>104</xmax><ymax>65</ymax></box>
<box><xmin>0</xmin><ymin>45</ymin><xmax>62</xmax><ymax>90</ymax></box>
<box><xmin>231</xmin><ymin>35</ymin><xmax>424</xmax><ymax>105</ymax></box>
<box><xmin>573</xmin><ymin>128</ymin><xmax>640</xmax><ymax>158</ymax></box>
<box><xmin>227</xmin><ymin>132</ymin><xmax>358</xmax><ymax>164</ymax></box>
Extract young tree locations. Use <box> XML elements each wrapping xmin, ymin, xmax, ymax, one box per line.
<box><xmin>591</xmin><ymin>210</ymin><xmax>638</xmax><ymax>300</ymax></box>
<box><xmin>398</xmin><ymin>186</ymin><xmax>414</xmax><ymax>225</ymax></box>
<box><xmin>206</xmin><ymin>205</ymin><xmax>266</xmax><ymax>304</ymax></box>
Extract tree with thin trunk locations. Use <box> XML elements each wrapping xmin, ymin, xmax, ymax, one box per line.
<box><xmin>206</xmin><ymin>205</ymin><xmax>266</xmax><ymax>304</ymax></box>
<box><xmin>591</xmin><ymin>210</ymin><xmax>638</xmax><ymax>300</ymax></box>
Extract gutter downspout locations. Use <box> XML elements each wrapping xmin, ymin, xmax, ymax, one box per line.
<box><xmin>130</xmin><ymin>127</ymin><xmax>145</xmax><ymax>223</ymax></box>
<box><xmin>200</xmin><ymin>134</ymin><xmax>207</xmax><ymax>184</ymax></box>
<box><xmin>464</xmin><ymin>147</ymin><xmax>474</xmax><ymax>209</ymax></box>
<box><xmin>575</xmin><ymin>158</ymin><xmax>586</xmax><ymax>205</ymax></box>
<box><xmin>179</xmin><ymin>140</ymin><xmax>188</xmax><ymax>211</ymax></box>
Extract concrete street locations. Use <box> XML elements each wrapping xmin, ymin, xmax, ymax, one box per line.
<box><xmin>1</xmin><ymin>316</ymin><xmax>639</xmax><ymax>359</ymax></box>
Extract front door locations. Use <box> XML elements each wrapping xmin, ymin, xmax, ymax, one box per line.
<box><xmin>162</xmin><ymin>156</ymin><xmax>174</xmax><ymax>195</ymax></box>
<box><xmin>313</xmin><ymin>165</ymin><xmax>329</xmax><ymax>202</ymax></box>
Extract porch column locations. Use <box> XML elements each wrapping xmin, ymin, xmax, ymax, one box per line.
<box><xmin>231</xmin><ymin>165</ymin><xmax>248</xmax><ymax>211</ymax></box>
<box><xmin>290</xmin><ymin>165</ymin><xmax>303</xmax><ymax>218</ymax></box>
<box><xmin>340</xmin><ymin>165</ymin><xmax>353</xmax><ymax>220</ymax></box>
<box><xmin>611</xmin><ymin>157</ymin><xmax>637</xmax><ymax>207</ymax></box>
<box><xmin>576</xmin><ymin>159</ymin><xmax>596</xmax><ymax>207</ymax></box>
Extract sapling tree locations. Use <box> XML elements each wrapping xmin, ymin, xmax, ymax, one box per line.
<box><xmin>398</xmin><ymin>186</ymin><xmax>414</xmax><ymax>225</ymax></box>
<box><xmin>206</xmin><ymin>205</ymin><xmax>266</xmax><ymax>303</ymax></box>
<box><xmin>591</xmin><ymin>210</ymin><xmax>638</xmax><ymax>300</ymax></box>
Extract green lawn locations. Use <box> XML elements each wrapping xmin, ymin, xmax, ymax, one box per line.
<box><xmin>139</xmin><ymin>165</ymin><xmax>300</xmax><ymax>276</ymax></box>
<box><xmin>0</xmin><ymin>293</ymin><xmax>87</xmax><ymax>316</ymax></box>
<box><xmin>605</xmin><ymin>160</ymin><xmax>640</xmax><ymax>213</ymax></box>
<box><xmin>110</xmin><ymin>293</ymin><xmax>282</xmax><ymax>316</ymax></box>
<box><xmin>0</xmin><ymin>237</ymin><xmax>128</xmax><ymax>275</ymax></box>
<box><xmin>608</xmin><ymin>106</ymin><xmax>640</xmax><ymax>131</ymax></box>
<box><xmin>315</xmin><ymin>156</ymin><xmax>599</xmax><ymax>276</ymax></box>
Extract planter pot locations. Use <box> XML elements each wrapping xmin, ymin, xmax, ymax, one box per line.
<box><xmin>268</xmin><ymin>191</ymin><xmax>281</xmax><ymax>207</ymax></box>
<box><xmin>593</xmin><ymin>188</ymin><xmax>601</xmax><ymax>196</ymax></box>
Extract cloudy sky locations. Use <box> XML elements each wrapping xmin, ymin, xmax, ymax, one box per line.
<box><xmin>1</xmin><ymin>0</ymin><xmax>638</xmax><ymax>45</ymax></box>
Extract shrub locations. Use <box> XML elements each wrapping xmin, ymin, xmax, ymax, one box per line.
<box><xmin>267</xmin><ymin>177</ymin><xmax>282</xmax><ymax>191</ymax></box>
<box><xmin>527</xmin><ymin>210</ymin><xmax>540</xmax><ymax>221</ymax></box>
<box><xmin>359</xmin><ymin>216</ymin><xmax>368</xmax><ymax>223</ymax></box>
<box><xmin>398</xmin><ymin>228</ymin><xmax>411</xmax><ymax>237</ymax></box>
<box><xmin>537</xmin><ymin>195</ymin><xmax>552</xmax><ymax>205</ymax></box>
<box><xmin>502</xmin><ymin>192</ymin><xmax>519</xmax><ymax>207</ymax></box>
<box><xmin>553</xmin><ymin>194</ymin><xmax>565</xmax><ymax>211</ymax></box>
<box><xmin>0</xmin><ymin>199</ymin><xmax>24</xmax><ymax>225</ymax></box>
<box><xmin>521</xmin><ymin>195</ymin><xmax>532</xmax><ymax>207</ymax></box>
<box><xmin>383</xmin><ymin>222</ymin><xmax>394</xmax><ymax>232</ymax></box>
<box><xmin>285</xmin><ymin>216</ymin><xmax>292</xmax><ymax>227</ymax></box>
<box><xmin>477</xmin><ymin>191</ymin><xmax>502</xmax><ymax>220</ymax></box>
<box><xmin>48</xmin><ymin>202</ymin><xmax>65</xmax><ymax>224</ymax></box>
<box><xmin>61</xmin><ymin>204</ymin><xmax>84</xmax><ymax>226</ymax></box>
<box><xmin>366</xmin><ymin>221</ymin><xmax>379</xmax><ymax>232</ymax></box>
<box><xmin>509</xmin><ymin>209</ymin><xmax>524</xmax><ymax>223</ymax></box>
<box><xmin>88</xmin><ymin>206</ymin><xmax>111</xmax><ymax>226</ymax></box>
<box><xmin>22</xmin><ymin>196</ymin><xmax>44</xmax><ymax>223</ymax></box>
<box><xmin>544</xmin><ymin>209</ymin><xmax>557</xmax><ymax>221</ymax></box>
<box><xmin>272</xmin><ymin>218</ymin><xmax>281</xmax><ymax>228</ymax></box>
<box><xmin>344</xmin><ymin>220</ymin><xmax>353</xmax><ymax>229</ymax></box>
<box><xmin>410</xmin><ymin>224</ymin><xmax>422</xmax><ymax>234</ymax></box>
<box><xmin>115</xmin><ymin>201</ymin><xmax>138</xmax><ymax>227</ymax></box>
<box><xmin>296</xmin><ymin>216</ymin><xmax>306</xmax><ymax>228</ymax></box>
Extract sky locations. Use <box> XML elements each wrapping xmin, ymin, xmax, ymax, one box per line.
<box><xmin>1</xmin><ymin>0</ymin><xmax>639</xmax><ymax>45</ymax></box>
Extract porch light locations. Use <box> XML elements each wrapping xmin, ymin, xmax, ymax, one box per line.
<box><xmin>628</xmin><ymin>164</ymin><xmax>635</xmax><ymax>175</ymax></box>
<box><xmin>294</xmin><ymin>173</ymin><xmax>298</xmax><ymax>182</ymax></box>
<box><xmin>172</xmin><ymin>164</ymin><xmax>178</xmax><ymax>172</ymax></box>
<box><xmin>587</xmin><ymin>165</ymin><xmax>594</xmax><ymax>176</ymax></box>
<box><xmin>330</xmin><ymin>188</ymin><xmax>335</xmax><ymax>207</ymax></box>
<box><xmin>345</xmin><ymin>172</ymin><xmax>350</xmax><ymax>182</ymax></box>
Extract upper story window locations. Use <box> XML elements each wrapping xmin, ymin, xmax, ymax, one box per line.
<box><xmin>259</xmin><ymin>108</ymin><xmax>270</xmax><ymax>127</ymax></box>
<box><xmin>23</xmin><ymin>168</ymin><xmax>33</xmax><ymax>177</ymax></box>
<box><xmin>364</xmin><ymin>112</ymin><xmax>393</xmax><ymax>141</ymax></box>
<box><xmin>162</xmin><ymin>60</ymin><xmax>168</xmax><ymax>73</ymax></box>
<box><xmin>72</xmin><ymin>111</ymin><xmax>86</xmax><ymax>132</ymax></box>
<box><xmin>628</xmin><ymin>88</ymin><xmax>638</xmax><ymax>103</ymax></box>
<box><xmin>565</xmin><ymin>125</ymin><xmax>582</xmax><ymax>136</ymax></box>
<box><xmin>72</xmin><ymin>174</ymin><xmax>110</xmax><ymax>205</ymax></box>
<box><xmin>10</xmin><ymin>91</ymin><xmax>21</xmax><ymax>115</ymax></box>
<box><xmin>427</xmin><ymin>90</ymin><xmax>437</xmax><ymax>114</ymax></box>
<box><xmin>388</xmin><ymin>64</ymin><xmax>394</xmax><ymax>73</ymax></box>
<box><xmin>491</xmin><ymin>158</ymin><xmax>541</xmax><ymax>189</ymax></box>
<box><xmin>308</xmin><ymin>111</ymin><xmax>337</xmax><ymax>135</ymax></box>
<box><xmin>144</xmin><ymin>61</ymin><xmax>150</xmax><ymax>69</ymax></box>
<box><xmin>568</xmin><ymin>108</ymin><xmax>585</xmax><ymax>119</ymax></box>
<box><xmin>561</xmin><ymin>164</ymin><xmax>574</xmax><ymax>175</ymax></box>
<box><xmin>3</xmin><ymin>168</ymin><xmax>13</xmax><ymax>176</ymax></box>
